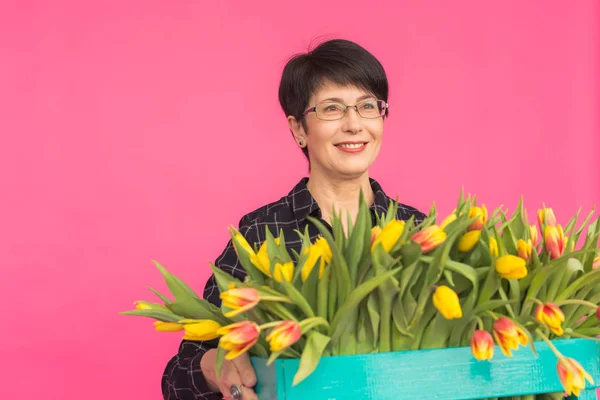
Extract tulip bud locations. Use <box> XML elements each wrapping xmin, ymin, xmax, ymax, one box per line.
<box><xmin>254</xmin><ymin>237</ymin><xmax>282</xmax><ymax>277</ymax></box>
<box><xmin>134</xmin><ymin>301</ymin><xmax>152</xmax><ymax>310</ymax></box>
<box><xmin>371</xmin><ymin>226</ymin><xmax>382</xmax><ymax>245</ymax></box>
<box><xmin>529</xmin><ymin>224</ymin><xmax>540</xmax><ymax>247</ymax></box>
<box><xmin>230</xmin><ymin>226</ymin><xmax>257</xmax><ymax>259</ymax></box>
<box><xmin>217</xmin><ymin>321</ymin><xmax>261</xmax><ymax>360</ymax></box>
<box><xmin>492</xmin><ymin>317</ymin><xmax>528</xmax><ymax>356</ymax></box>
<box><xmin>538</xmin><ymin>207</ymin><xmax>557</xmax><ymax>228</ymax></box>
<box><xmin>274</xmin><ymin>261</ymin><xmax>294</xmax><ymax>283</ymax></box>
<box><xmin>440</xmin><ymin>213</ymin><xmax>457</xmax><ymax>231</ymax></box>
<box><xmin>180</xmin><ymin>319</ymin><xmax>222</xmax><ymax>340</ymax></box>
<box><xmin>556</xmin><ymin>357</ymin><xmax>594</xmax><ymax>397</ymax></box>
<box><xmin>544</xmin><ymin>225</ymin><xmax>567</xmax><ymax>259</ymax></box>
<box><xmin>301</xmin><ymin>236</ymin><xmax>332</xmax><ymax>281</ymax></box>
<box><xmin>596</xmin><ymin>306</ymin><xmax>600</xmax><ymax>322</ymax></box>
<box><xmin>470</xmin><ymin>330</ymin><xmax>494</xmax><ymax>361</ymax></box>
<box><xmin>467</xmin><ymin>205</ymin><xmax>488</xmax><ymax>231</ymax></box>
<box><xmin>432</xmin><ymin>285</ymin><xmax>463</xmax><ymax>319</ymax></box>
<box><xmin>266</xmin><ymin>321</ymin><xmax>302</xmax><ymax>352</ymax></box>
<box><xmin>220</xmin><ymin>287</ymin><xmax>260</xmax><ymax>317</ymax></box>
<box><xmin>535</xmin><ymin>302</ymin><xmax>565</xmax><ymax>336</ymax></box>
<box><xmin>411</xmin><ymin>225</ymin><xmax>447</xmax><ymax>254</ymax></box>
<box><xmin>495</xmin><ymin>255</ymin><xmax>528</xmax><ymax>280</ymax></box>
<box><xmin>592</xmin><ymin>256</ymin><xmax>600</xmax><ymax>270</ymax></box>
<box><xmin>458</xmin><ymin>230</ymin><xmax>481</xmax><ymax>253</ymax></box>
<box><xmin>371</xmin><ymin>220</ymin><xmax>405</xmax><ymax>253</ymax></box>
<box><xmin>516</xmin><ymin>239</ymin><xmax>533</xmax><ymax>262</ymax></box>
<box><xmin>489</xmin><ymin>237</ymin><xmax>499</xmax><ymax>257</ymax></box>
<box><xmin>154</xmin><ymin>321</ymin><xmax>184</xmax><ymax>332</ymax></box>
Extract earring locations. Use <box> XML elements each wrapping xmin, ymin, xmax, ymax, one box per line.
<box><xmin>298</xmin><ymin>141</ymin><xmax>304</xmax><ymax>146</ymax></box>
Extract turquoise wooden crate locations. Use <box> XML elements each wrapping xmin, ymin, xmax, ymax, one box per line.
<box><xmin>251</xmin><ymin>338</ymin><xmax>599</xmax><ymax>400</ymax></box>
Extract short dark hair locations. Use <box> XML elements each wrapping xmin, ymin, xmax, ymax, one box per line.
<box><xmin>278</xmin><ymin>39</ymin><xmax>389</xmax><ymax>162</ymax></box>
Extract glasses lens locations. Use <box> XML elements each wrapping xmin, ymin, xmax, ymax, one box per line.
<box><xmin>316</xmin><ymin>102</ymin><xmax>344</xmax><ymax>120</ymax></box>
<box><xmin>358</xmin><ymin>100</ymin><xmax>385</xmax><ymax>118</ymax></box>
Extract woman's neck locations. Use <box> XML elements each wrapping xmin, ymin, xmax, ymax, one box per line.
<box><xmin>306</xmin><ymin>170</ymin><xmax>375</xmax><ymax>229</ymax></box>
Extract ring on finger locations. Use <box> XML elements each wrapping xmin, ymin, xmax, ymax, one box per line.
<box><xmin>230</xmin><ymin>383</ymin><xmax>244</xmax><ymax>400</ymax></box>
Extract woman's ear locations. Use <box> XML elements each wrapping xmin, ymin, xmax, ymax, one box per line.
<box><xmin>287</xmin><ymin>116</ymin><xmax>307</xmax><ymax>147</ymax></box>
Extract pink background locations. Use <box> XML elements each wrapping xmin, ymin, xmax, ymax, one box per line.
<box><xmin>1</xmin><ymin>1</ymin><xmax>598</xmax><ymax>399</ymax></box>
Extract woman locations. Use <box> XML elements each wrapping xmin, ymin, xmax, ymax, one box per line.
<box><xmin>161</xmin><ymin>38</ymin><xmax>426</xmax><ymax>400</ymax></box>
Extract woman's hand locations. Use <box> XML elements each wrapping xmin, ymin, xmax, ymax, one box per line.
<box><xmin>200</xmin><ymin>348</ymin><xmax>258</xmax><ymax>400</ymax></box>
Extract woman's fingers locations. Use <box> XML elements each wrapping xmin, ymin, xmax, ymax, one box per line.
<box><xmin>231</xmin><ymin>353</ymin><xmax>257</xmax><ymax>388</ymax></box>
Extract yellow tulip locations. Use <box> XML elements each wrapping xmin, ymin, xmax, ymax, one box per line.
<box><xmin>254</xmin><ymin>237</ymin><xmax>281</xmax><ymax>277</ymax></box>
<box><xmin>458</xmin><ymin>230</ymin><xmax>481</xmax><ymax>252</ymax></box>
<box><xmin>489</xmin><ymin>237</ymin><xmax>499</xmax><ymax>257</ymax></box>
<box><xmin>495</xmin><ymin>255</ymin><xmax>528</xmax><ymax>280</ymax></box>
<box><xmin>439</xmin><ymin>213</ymin><xmax>457</xmax><ymax>231</ymax></box>
<box><xmin>274</xmin><ymin>261</ymin><xmax>294</xmax><ymax>283</ymax></box>
<box><xmin>432</xmin><ymin>285</ymin><xmax>463</xmax><ymax>319</ymax></box>
<box><xmin>180</xmin><ymin>319</ymin><xmax>222</xmax><ymax>341</ymax></box>
<box><xmin>154</xmin><ymin>321</ymin><xmax>184</xmax><ymax>332</ymax></box>
<box><xmin>371</xmin><ymin>220</ymin><xmax>405</xmax><ymax>253</ymax></box>
<box><xmin>301</xmin><ymin>237</ymin><xmax>332</xmax><ymax>281</ymax></box>
<box><xmin>134</xmin><ymin>301</ymin><xmax>152</xmax><ymax>310</ymax></box>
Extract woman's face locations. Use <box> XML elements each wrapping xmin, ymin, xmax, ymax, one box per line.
<box><xmin>289</xmin><ymin>81</ymin><xmax>385</xmax><ymax>179</ymax></box>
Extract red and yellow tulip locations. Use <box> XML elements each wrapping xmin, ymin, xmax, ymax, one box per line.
<box><xmin>495</xmin><ymin>255</ymin><xmax>528</xmax><ymax>280</ymax></box>
<box><xmin>468</xmin><ymin>205</ymin><xmax>488</xmax><ymax>231</ymax></box>
<box><xmin>529</xmin><ymin>224</ymin><xmax>540</xmax><ymax>247</ymax></box>
<box><xmin>217</xmin><ymin>321</ymin><xmax>261</xmax><ymax>360</ymax></box>
<box><xmin>432</xmin><ymin>285</ymin><xmax>463</xmax><ymax>320</ymax></box>
<box><xmin>411</xmin><ymin>225</ymin><xmax>447</xmax><ymax>254</ymax></box>
<box><xmin>220</xmin><ymin>286</ymin><xmax>260</xmax><ymax>317</ymax></box>
<box><xmin>592</xmin><ymin>256</ymin><xmax>600</xmax><ymax>270</ymax></box>
<box><xmin>470</xmin><ymin>330</ymin><xmax>494</xmax><ymax>361</ymax></box>
<box><xmin>557</xmin><ymin>357</ymin><xmax>594</xmax><ymax>397</ymax></box>
<box><xmin>535</xmin><ymin>302</ymin><xmax>565</xmax><ymax>336</ymax></box>
<box><xmin>492</xmin><ymin>317</ymin><xmax>528</xmax><ymax>356</ymax></box>
<box><xmin>545</xmin><ymin>224</ymin><xmax>568</xmax><ymax>259</ymax></box>
<box><xmin>371</xmin><ymin>220</ymin><xmax>405</xmax><ymax>253</ymax></box>
<box><xmin>266</xmin><ymin>321</ymin><xmax>302</xmax><ymax>352</ymax></box>
<box><xmin>517</xmin><ymin>239</ymin><xmax>533</xmax><ymax>262</ymax></box>
<box><xmin>538</xmin><ymin>207</ymin><xmax>557</xmax><ymax>228</ymax></box>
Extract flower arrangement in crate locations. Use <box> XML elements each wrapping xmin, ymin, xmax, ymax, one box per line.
<box><xmin>123</xmin><ymin>191</ymin><xmax>600</xmax><ymax>398</ymax></box>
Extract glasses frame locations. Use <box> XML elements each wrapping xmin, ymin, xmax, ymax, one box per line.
<box><xmin>302</xmin><ymin>99</ymin><xmax>389</xmax><ymax>121</ymax></box>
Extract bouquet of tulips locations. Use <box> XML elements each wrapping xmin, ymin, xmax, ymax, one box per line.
<box><xmin>123</xmin><ymin>191</ymin><xmax>600</xmax><ymax>399</ymax></box>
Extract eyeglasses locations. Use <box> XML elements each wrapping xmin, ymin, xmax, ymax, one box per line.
<box><xmin>303</xmin><ymin>99</ymin><xmax>388</xmax><ymax>121</ymax></box>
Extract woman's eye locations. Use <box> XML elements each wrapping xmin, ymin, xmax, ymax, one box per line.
<box><xmin>360</xmin><ymin>102</ymin><xmax>376</xmax><ymax>109</ymax></box>
<box><xmin>324</xmin><ymin>105</ymin><xmax>341</xmax><ymax>112</ymax></box>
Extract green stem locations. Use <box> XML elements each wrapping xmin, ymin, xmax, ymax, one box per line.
<box><xmin>258</xmin><ymin>321</ymin><xmax>283</xmax><ymax>330</ymax></box>
<box><xmin>535</xmin><ymin>328</ymin><xmax>564</xmax><ymax>359</ymax></box>
<box><xmin>472</xmin><ymin>315</ymin><xmax>485</xmax><ymax>330</ymax></box>
<box><xmin>299</xmin><ymin>317</ymin><xmax>330</xmax><ymax>334</ymax></box>
<box><xmin>555</xmin><ymin>299</ymin><xmax>599</xmax><ymax>309</ymax></box>
<box><xmin>485</xmin><ymin>310</ymin><xmax>499</xmax><ymax>320</ymax></box>
<box><xmin>497</xmin><ymin>284</ymin><xmax>517</xmax><ymax>319</ymax></box>
<box><xmin>261</xmin><ymin>295</ymin><xmax>295</xmax><ymax>304</ymax></box>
